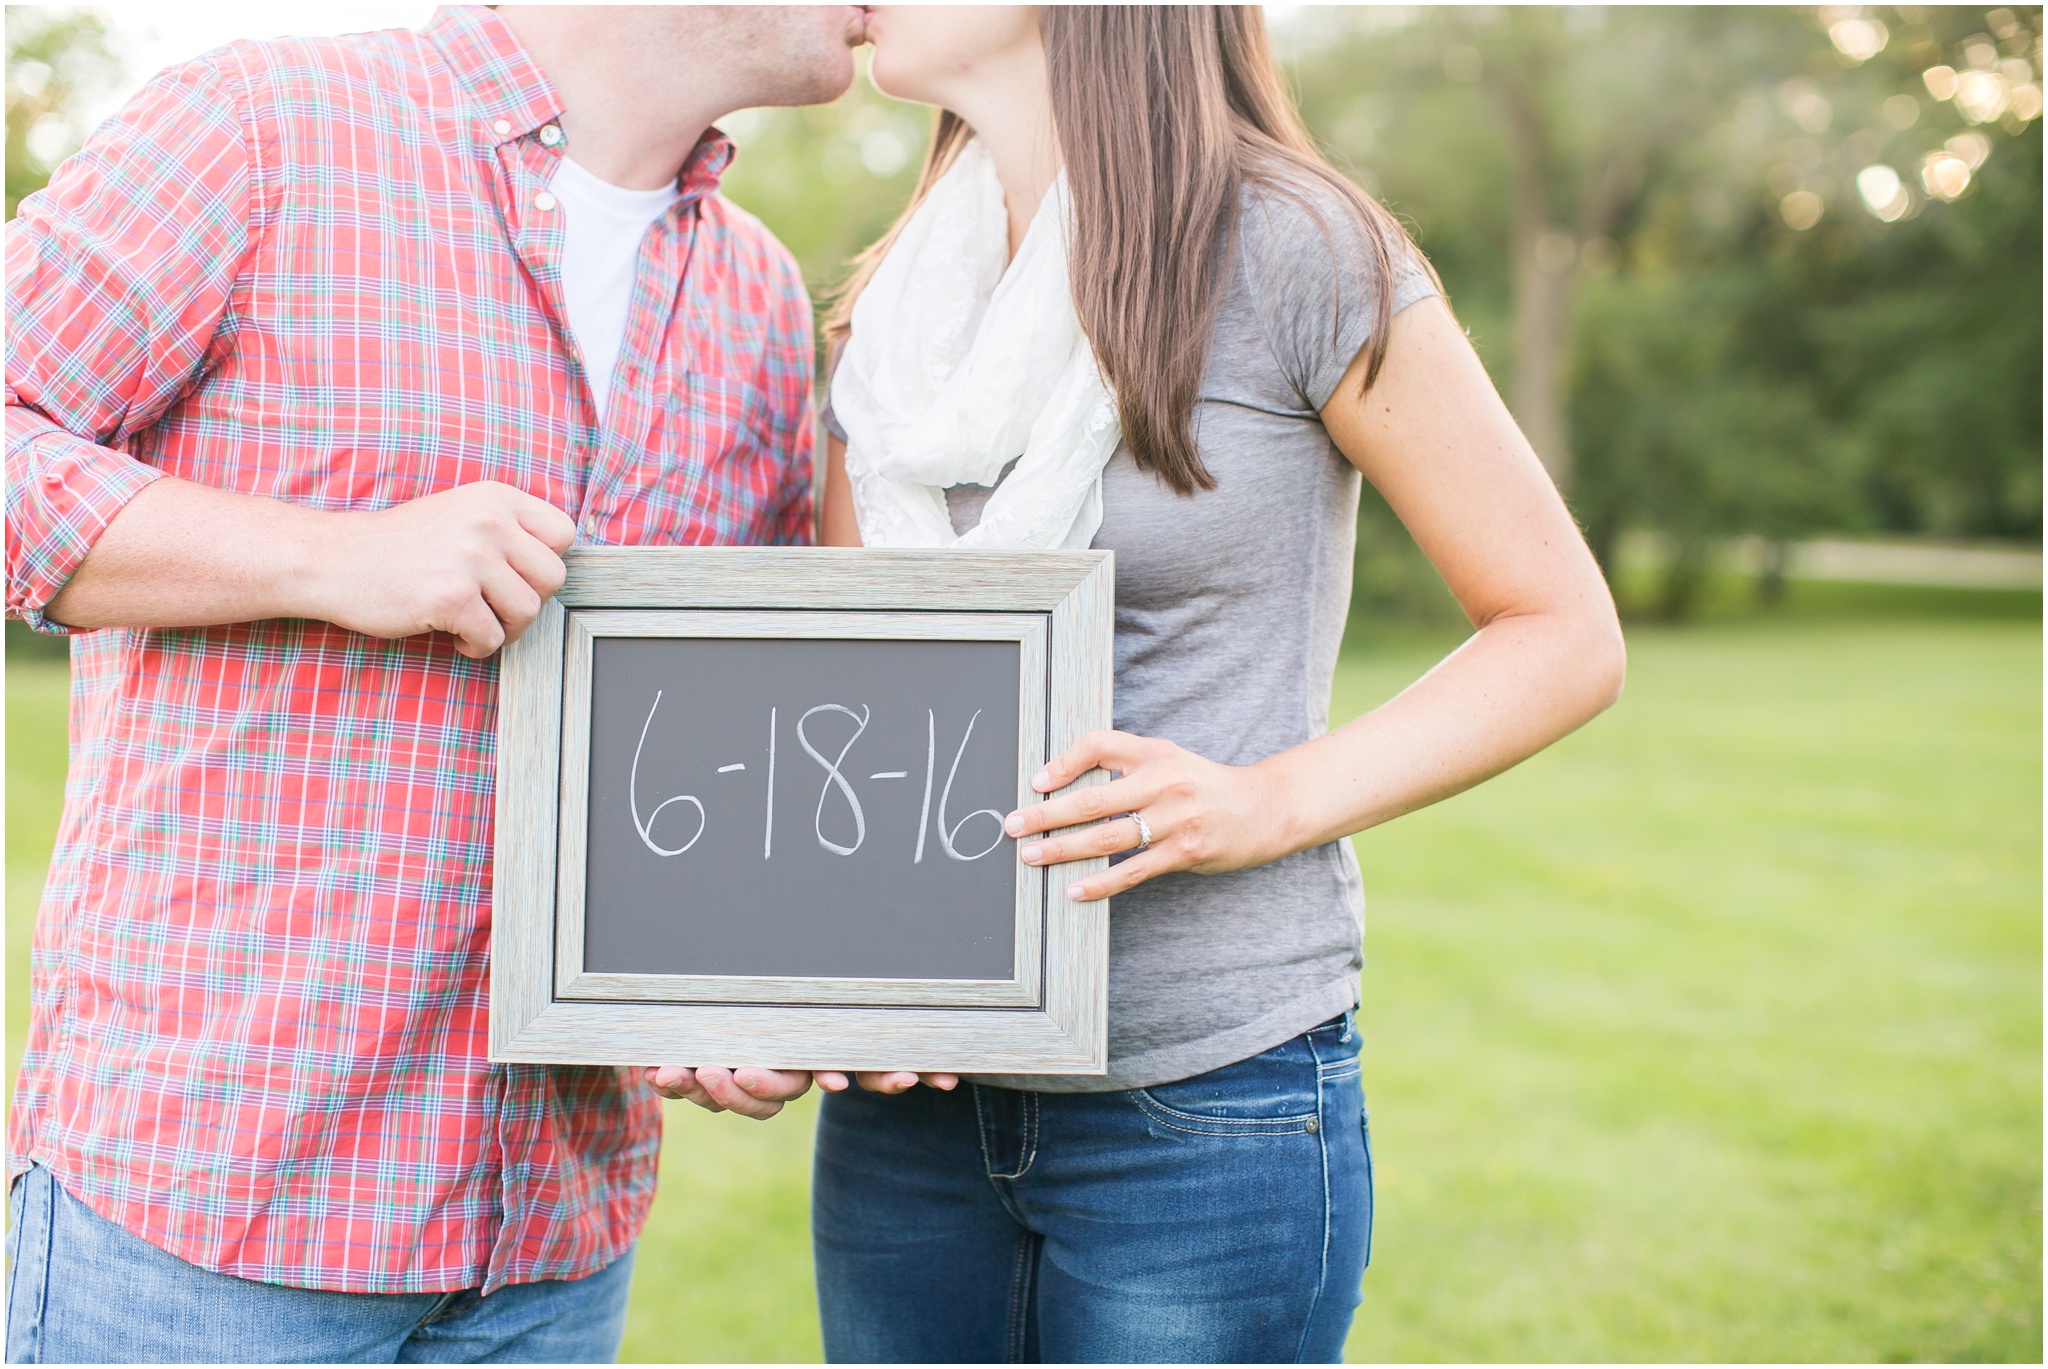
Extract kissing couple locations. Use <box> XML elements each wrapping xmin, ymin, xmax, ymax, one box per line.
<box><xmin>4</xmin><ymin>4</ymin><xmax>1620</xmax><ymax>1363</ymax></box>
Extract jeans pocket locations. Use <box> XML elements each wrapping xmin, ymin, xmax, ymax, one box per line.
<box><xmin>1132</xmin><ymin>1038</ymin><xmax>1322</xmax><ymax>1136</ymax></box>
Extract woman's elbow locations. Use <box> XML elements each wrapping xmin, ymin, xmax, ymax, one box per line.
<box><xmin>1580</xmin><ymin>610</ymin><xmax>1628</xmax><ymax>715</ymax></box>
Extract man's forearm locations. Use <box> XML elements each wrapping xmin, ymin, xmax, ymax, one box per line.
<box><xmin>45</xmin><ymin>477</ymin><xmax>328</xmax><ymax>630</ymax></box>
<box><xmin>42</xmin><ymin>476</ymin><xmax>576</xmax><ymax>658</ymax></box>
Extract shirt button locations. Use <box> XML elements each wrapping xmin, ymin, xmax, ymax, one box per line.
<box><xmin>539</xmin><ymin>124</ymin><xmax>563</xmax><ymax>147</ymax></box>
<box><xmin>492</xmin><ymin>118</ymin><xmax>512</xmax><ymax>136</ymax></box>
<box><xmin>534</xmin><ymin>191</ymin><xmax>557</xmax><ymax>212</ymax></box>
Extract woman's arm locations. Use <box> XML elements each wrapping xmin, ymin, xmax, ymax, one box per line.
<box><xmin>1005</xmin><ymin>296</ymin><xmax>1626</xmax><ymax>900</ymax></box>
<box><xmin>820</xmin><ymin>433</ymin><xmax>863</xmax><ymax>547</ymax></box>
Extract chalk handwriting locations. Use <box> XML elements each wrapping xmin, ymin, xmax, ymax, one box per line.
<box><xmin>629</xmin><ymin>697</ymin><xmax>1009</xmax><ymax>864</ymax></box>
<box><xmin>798</xmin><ymin>704</ymin><xmax>871</xmax><ymax>856</ymax></box>
<box><xmin>630</xmin><ymin>692</ymin><xmax>706</xmax><ymax>857</ymax></box>
<box><xmin>938</xmin><ymin>709</ymin><xmax>1005</xmax><ymax>861</ymax></box>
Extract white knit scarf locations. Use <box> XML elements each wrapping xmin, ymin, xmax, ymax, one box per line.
<box><xmin>830</xmin><ymin>138</ymin><xmax>1121</xmax><ymax>549</ymax></box>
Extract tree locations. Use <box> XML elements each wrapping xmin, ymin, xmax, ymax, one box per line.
<box><xmin>5</xmin><ymin>5</ymin><xmax>122</xmax><ymax>219</ymax></box>
<box><xmin>1290</xmin><ymin>6</ymin><xmax>2042</xmax><ymax>617</ymax></box>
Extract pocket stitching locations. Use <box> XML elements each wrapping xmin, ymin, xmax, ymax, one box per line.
<box><xmin>1132</xmin><ymin>1089</ymin><xmax>1319</xmax><ymax>1136</ymax></box>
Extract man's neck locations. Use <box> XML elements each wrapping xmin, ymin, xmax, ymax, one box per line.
<box><xmin>498</xmin><ymin>7</ymin><xmax>728</xmax><ymax>190</ymax></box>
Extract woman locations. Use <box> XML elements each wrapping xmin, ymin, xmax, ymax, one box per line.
<box><xmin>809</xmin><ymin>7</ymin><xmax>1626</xmax><ymax>1362</ymax></box>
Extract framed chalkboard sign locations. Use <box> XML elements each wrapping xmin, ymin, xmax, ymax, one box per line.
<box><xmin>490</xmin><ymin>547</ymin><xmax>1113</xmax><ymax>1075</ymax></box>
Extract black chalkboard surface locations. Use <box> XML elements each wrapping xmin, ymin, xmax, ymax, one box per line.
<box><xmin>581</xmin><ymin>635</ymin><xmax>1024</xmax><ymax>981</ymax></box>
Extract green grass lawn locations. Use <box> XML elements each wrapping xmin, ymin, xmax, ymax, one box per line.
<box><xmin>7</xmin><ymin>602</ymin><xmax>2040</xmax><ymax>1361</ymax></box>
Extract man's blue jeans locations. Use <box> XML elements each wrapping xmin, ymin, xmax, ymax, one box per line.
<box><xmin>812</xmin><ymin>1012</ymin><xmax>1372</xmax><ymax>1363</ymax></box>
<box><xmin>4</xmin><ymin>1163</ymin><xmax>634</xmax><ymax>1363</ymax></box>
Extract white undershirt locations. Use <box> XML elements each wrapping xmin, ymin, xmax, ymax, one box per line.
<box><xmin>549</xmin><ymin>155</ymin><xmax>683</xmax><ymax>415</ymax></box>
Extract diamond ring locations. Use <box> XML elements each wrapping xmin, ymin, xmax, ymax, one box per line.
<box><xmin>1127</xmin><ymin>811</ymin><xmax>1154</xmax><ymax>852</ymax></box>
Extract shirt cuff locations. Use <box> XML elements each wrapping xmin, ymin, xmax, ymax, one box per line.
<box><xmin>6</xmin><ymin>424</ymin><xmax>165</xmax><ymax>633</ymax></box>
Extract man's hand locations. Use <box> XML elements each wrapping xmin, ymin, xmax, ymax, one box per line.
<box><xmin>306</xmin><ymin>481</ymin><xmax>575</xmax><ymax>658</ymax></box>
<box><xmin>643</xmin><ymin>1066</ymin><xmax>815</xmax><ymax>1120</ymax></box>
<box><xmin>45</xmin><ymin>477</ymin><xmax>575</xmax><ymax>659</ymax></box>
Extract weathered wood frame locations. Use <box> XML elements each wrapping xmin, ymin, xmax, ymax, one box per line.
<box><xmin>491</xmin><ymin>547</ymin><xmax>1114</xmax><ymax>1073</ymax></box>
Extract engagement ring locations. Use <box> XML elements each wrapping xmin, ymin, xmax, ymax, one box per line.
<box><xmin>1128</xmin><ymin>811</ymin><xmax>1154</xmax><ymax>853</ymax></box>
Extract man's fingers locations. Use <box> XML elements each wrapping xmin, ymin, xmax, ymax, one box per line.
<box><xmin>695</xmin><ymin>1067</ymin><xmax>786</xmax><ymax>1119</ymax></box>
<box><xmin>444</xmin><ymin>594</ymin><xmax>506</xmax><ymax>659</ymax></box>
<box><xmin>508</xmin><ymin>490</ymin><xmax>577</xmax><ymax>554</ymax></box>
<box><xmin>815</xmin><ymin>1071</ymin><xmax>852</xmax><ymax>1092</ymax></box>
<box><xmin>475</xmin><ymin>558</ymin><xmax>543</xmax><ymax>640</ymax></box>
<box><xmin>646</xmin><ymin>1065</ymin><xmax>695</xmax><ymax>1093</ymax></box>
<box><xmin>731</xmin><ymin>1068</ymin><xmax>813</xmax><ymax>1103</ymax></box>
<box><xmin>499</xmin><ymin>526</ymin><xmax>569</xmax><ymax>603</ymax></box>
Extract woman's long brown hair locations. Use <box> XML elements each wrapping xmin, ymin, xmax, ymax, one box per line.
<box><xmin>826</xmin><ymin>6</ymin><xmax>1428</xmax><ymax>496</ymax></box>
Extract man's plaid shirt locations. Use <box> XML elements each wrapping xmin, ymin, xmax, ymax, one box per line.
<box><xmin>3</xmin><ymin>6</ymin><xmax>814</xmax><ymax>1293</ymax></box>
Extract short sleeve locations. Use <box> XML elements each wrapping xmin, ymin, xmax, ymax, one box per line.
<box><xmin>1236</xmin><ymin>178</ymin><xmax>1437</xmax><ymax>412</ymax></box>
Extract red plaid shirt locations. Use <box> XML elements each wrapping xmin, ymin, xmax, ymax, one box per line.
<box><xmin>4</xmin><ymin>6</ymin><xmax>814</xmax><ymax>1293</ymax></box>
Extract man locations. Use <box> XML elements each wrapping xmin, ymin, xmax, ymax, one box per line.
<box><xmin>3</xmin><ymin>6</ymin><xmax>849</xmax><ymax>1360</ymax></box>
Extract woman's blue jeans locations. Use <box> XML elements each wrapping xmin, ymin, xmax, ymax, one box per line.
<box><xmin>812</xmin><ymin>1012</ymin><xmax>1371</xmax><ymax>1363</ymax></box>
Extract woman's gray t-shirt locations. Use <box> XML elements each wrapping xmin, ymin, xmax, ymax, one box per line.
<box><xmin>831</xmin><ymin>179</ymin><xmax>1437</xmax><ymax>1091</ymax></box>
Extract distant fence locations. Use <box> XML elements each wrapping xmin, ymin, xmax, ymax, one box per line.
<box><xmin>1619</xmin><ymin>532</ymin><xmax>2044</xmax><ymax>591</ymax></box>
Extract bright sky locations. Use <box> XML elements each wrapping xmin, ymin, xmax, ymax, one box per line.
<box><xmin>79</xmin><ymin>2</ymin><xmax>436</xmax><ymax>125</ymax></box>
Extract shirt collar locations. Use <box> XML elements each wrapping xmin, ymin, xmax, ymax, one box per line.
<box><xmin>422</xmin><ymin>6</ymin><xmax>564</xmax><ymax>148</ymax></box>
<box><xmin>422</xmin><ymin>6</ymin><xmax>733</xmax><ymax>205</ymax></box>
<box><xmin>676</xmin><ymin>130</ymin><xmax>735</xmax><ymax>207</ymax></box>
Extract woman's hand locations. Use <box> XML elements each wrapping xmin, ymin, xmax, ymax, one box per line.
<box><xmin>642</xmin><ymin>1066</ymin><xmax>815</xmax><ymax>1119</ymax></box>
<box><xmin>1002</xmin><ymin>730</ymin><xmax>1298</xmax><ymax>902</ymax></box>
<box><xmin>814</xmin><ymin>1070</ymin><xmax>960</xmax><ymax>1095</ymax></box>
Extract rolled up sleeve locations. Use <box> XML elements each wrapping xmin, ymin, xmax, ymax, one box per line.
<box><xmin>4</xmin><ymin>54</ymin><xmax>256</xmax><ymax>630</ymax></box>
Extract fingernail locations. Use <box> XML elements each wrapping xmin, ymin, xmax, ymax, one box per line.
<box><xmin>1032</xmin><ymin>769</ymin><xmax>1051</xmax><ymax>789</ymax></box>
<box><xmin>1005</xmin><ymin>812</ymin><xmax>1025</xmax><ymax>836</ymax></box>
<box><xmin>1066</xmin><ymin>883</ymin><xmax>1085</xmax><ymax>900</ymax></box>
<box><xmin>1021</xmin><ymin>842</ymin><xmax>1042</xmax><ymax>864</ymax></box>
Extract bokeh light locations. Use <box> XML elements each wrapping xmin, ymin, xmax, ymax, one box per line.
<box><xmin>1827</xmin><ymin>16</ymin><xmax>1890</xmax><ymax>62</ymax></box>
<box><xmin>1947</xmin><ymin>129</ymin><xmax>1993</xmax><ymax>168</ymax></box>
<box><xmin>1855</xmin><ymin>162</ymin><xmax>1912</xmax><ymax>220</ymax></box>
<box><xmin>1919</xmin><ymin>150</ymin><xmax>1972</xmax><ymax>199</ymax></box>
<box><xmin>1779</xmin><ymin>189</ymin><xmax>1824</xmax><ymax>229</ymax></box>
<box><xmin>1954</xmin><ymin>68</ymin><xmax>2011</xmax><ymax>121</ymax></box>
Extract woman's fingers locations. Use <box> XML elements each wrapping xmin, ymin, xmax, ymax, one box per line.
<box><xmin>673</xmin><ymin>1069</ymin><xmax>960</xmax><ymax>1100</ymax></box>
<box><xmin>1062</xmin><ymin>845</ymin><xmax>1181</xmax><ymax>903</ymax></box>
<box><xmin>1006</xmin><ymin>769</ymin><xmax>1153</xmax><ymax>840</ymax></box>
<box><xmin>1030</xmin><ymin>729</ymin><xmax>1145</xmax><ymax>794</ymax></box>
<box><xmin>852</xmin><ymin>1071</ymin><xmax>961</xmax><ymax>1093</ymax></box>
<box><xmin>1020</xmin><ymin>815</ymin><xmax>1146</xmax><ymax>867</ymax></box>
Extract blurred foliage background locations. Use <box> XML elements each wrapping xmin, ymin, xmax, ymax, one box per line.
<box><xmin>729</xmin><ymin>5</ymin><xmax>2045</xmax><ymax>622</ymax></box>
<box><xmin>4</xmin><ymin>5</ymin><xmax>2041</xmax><ymax>1363</ymax></box>
<box><xmin>6</xmin><ymin>5</ymin><xmax>2041</xmax><ymax>622</ymax></box>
